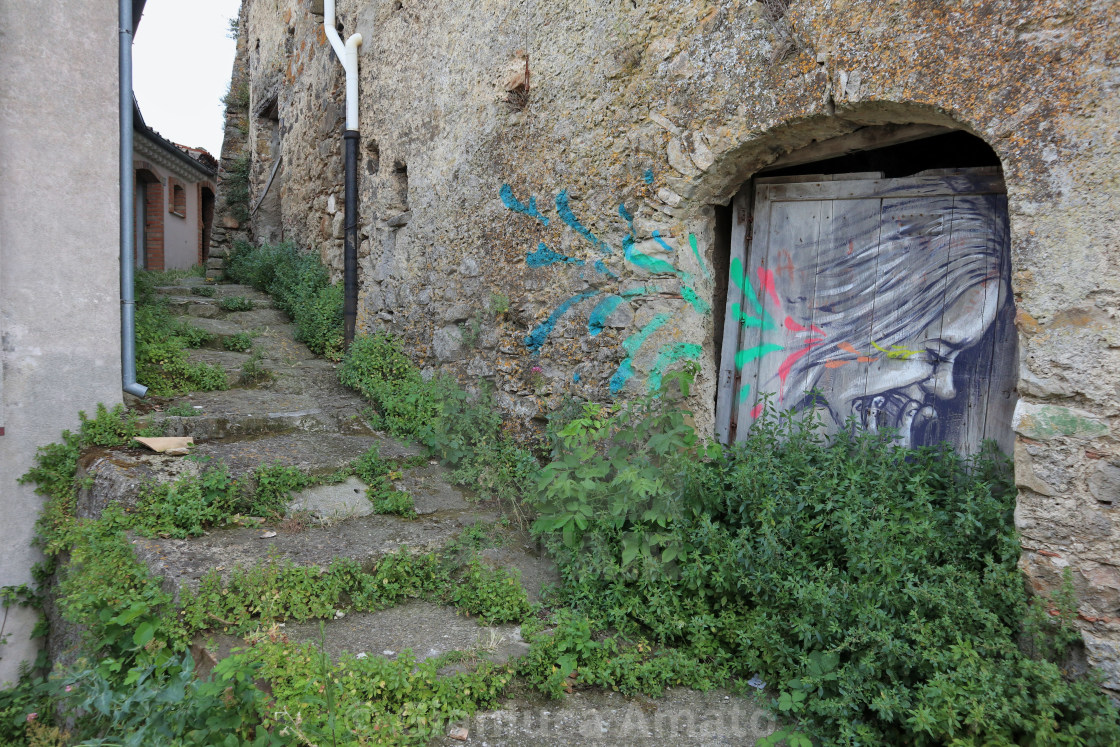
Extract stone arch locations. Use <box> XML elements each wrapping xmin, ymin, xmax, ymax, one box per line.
<box><xmin>133</xmin><ymin>163</ymin><xmax>163</xmax><ymax>270</ymax></box>
<box><xmin>700</xmin><ymin>109</ymin><xmax>1016</xmax><ymax>455</ymax></box>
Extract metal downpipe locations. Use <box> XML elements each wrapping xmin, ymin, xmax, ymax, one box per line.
<box><xmin>323</xmin><ymin>0</ymin><xmax>363</xmax><ymax>349</ymax></box>
<box><xmin>344</xmin><ymin>131</ymin><xmax>359</xmax><ymax>346</ymax></box>
<box><xmin>119</xmin><ymin>0</ymin><xmax>147</xmax><ymax>397</ymax></box>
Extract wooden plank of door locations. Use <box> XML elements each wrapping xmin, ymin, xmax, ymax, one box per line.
<box><xmin>861</xmin><ymin>195</ymin><xmax>956</xmax><ymax>446</ymax></box>
<box><xmin>736</xmin><ymin>195</ymin><xmax>827</xmax><ymax>429</ymax></box>
<box><xmin>943</xmin><ymin>194</ymin><xmax>1016</xmax><ymax>455</ymax></box>
<box><xmin>715</xmin><ymin>189</ymin><xmax>752</xmax><ymax>443</ymax></box>
<box><xmin>980</xmin><ymin>196</ymin><xmax>1018</xmax><ymax>456</ymax></box>
<box><xmin>767</xmin><ymin>173</ymin><xmax>1005</xmax><ymax>201</ymax></box>
<box><xmin>799</xmin><ymin>195</ymin><xmax>883</xmax><ymax>436</ymax></box>
<box><xmin>731</xmin><ymin>183</ymin><xmax>775</xmax><ymax>432</ymax></box>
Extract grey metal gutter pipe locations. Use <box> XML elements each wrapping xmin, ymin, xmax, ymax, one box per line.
<box><xmin>119</xmin><ymin>0</ymin><xmax>147</xmax><ymax>397</ymax></box>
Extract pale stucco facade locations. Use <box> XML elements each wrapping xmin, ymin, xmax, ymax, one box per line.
<box><xmin>0</xmin><ymin>1</ymin><xmax>123</xmax><ymax>684</ymax></box>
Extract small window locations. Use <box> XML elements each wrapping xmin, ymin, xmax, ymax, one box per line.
<box><xmin>169</xmin><ymin>179</ymin><xmax>187</xmax><ymax>217</ymax></box>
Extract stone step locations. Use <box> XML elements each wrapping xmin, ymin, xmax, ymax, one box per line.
<box><xmin>75</xmin><ymin>431</ymin><xmax>419</xmax><ymax>520</ymax></box>
<box><xmin>155</xmin><ymin>282</ymin><xmax>270</xmax><ymax>301</ymax></box>
<box><xmin>128</xmin><ymin>491</ymin><xmax>497</xmax><ymax>602</ymax></box>
<box><xmin>431</xmin><ymin>687</ymin><xmax>776</xmax><ymax>746</ymax></box>
<box><xmin>154</xmin><ymin>378</ymin><xmax>370</xmax><ymax>440</ymax></box>
<box><xmin>163</xmin><ymin>297</ymin><xmax>279</xmax><ymax>317</ymax></box>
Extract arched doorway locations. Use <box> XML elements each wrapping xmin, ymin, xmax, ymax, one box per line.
<box><xmin>715</xmin><ymin>129</ymin><xmax>1017</xmax><ymax>455</ymax></box>
<box><xmin>134</xmin><ymin>167</ymin><xmax>161</xmax><ymax>270</ymax></box>
<box><xmin>200</xmin><ymin>185</ymin><xmax>215</xmax><ymax>264</ymax></box>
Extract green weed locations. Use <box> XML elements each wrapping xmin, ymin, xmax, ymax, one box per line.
<box><xmin>163</xmin><ymin>402</ymin><xmax>200</xmax><ymax>417</ymax></box>
<box><xmin>223</xmin><ymin>331</ymin><xmax>254</xmax><ymax>352</ymax></box>
<box><xmin>239</xmin><ymin>349</ymin><xmax>272</xmax><ymax>386</ymax></box>
<box><xmin>225</xmin><ymin>241</ymin><xmax>344</xmax><ymax>360</ymax></box>
<box><xmin>219</xmin><ymin>295</ymin><xmax>254</xmax><ymax>312</ymax></box>
<box><xmin>529</xmin><ymin>397</ymin><xmax>1120</xmax><ymax>744</ymax></box>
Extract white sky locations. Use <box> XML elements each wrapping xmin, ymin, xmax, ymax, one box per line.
<box><xmin>133</xmin><ymin>0</ymin><xmax>242</xmax><ymax>156</ymax></box>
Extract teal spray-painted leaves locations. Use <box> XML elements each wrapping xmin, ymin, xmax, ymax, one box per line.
<box><xmin>501</xmin><ymin>177</ymin><xmax>712</xmax><ymax>394</ymax></box>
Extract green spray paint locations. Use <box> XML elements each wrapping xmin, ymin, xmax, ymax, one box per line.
<box><xmin>689</xmin><ymin>234</ymin><xmax>711</xmax><ymax>280</ymax></box>
<box><xmin>647</xmin><ymin>343</ymin><xmax>703</xmax><ymax>392</ymax></box>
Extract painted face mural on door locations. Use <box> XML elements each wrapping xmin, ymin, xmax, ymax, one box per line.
<box><xmin>736</xmin><ymin>191</ymin><xmax>1012</xmax><ymax>450</ymax></box>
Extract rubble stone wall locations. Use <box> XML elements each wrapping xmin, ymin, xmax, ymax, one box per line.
<box><xmin>224</xmin><ymin>0</ymin><xmax>1120</xmax><ymax>689</ymax></box>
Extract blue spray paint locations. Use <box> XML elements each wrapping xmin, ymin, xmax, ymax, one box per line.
<box><xmin>500</xmin><ymin>184</ymin><xmax>550</xmax><ymax>225</ymax></box>
<box><xmin>619</xmin><ymin>202</ymin><xmax>678</xmax><ymax>275</ymax></box>
<box><xmin>594</xmin><ymin>260</ymin><xmax>618</xmax><ymax>279</ymax></box>
<box><xmin>651</xmin><ymin>230</ymin><xmax>675</xmax><ymax>254</ymax></box>
<box><xmin>556</xmin><ymin>190</ymin><xmax>610</xmax><ymax>253</ymax></box>
<box><xmin>588</xmin><ymin>295</ymin><xmax>624</xmax><ymax>336</ymax></box>
<box><xmin>526</xmin><ymin>242</ymin><xmax>584</xmax><ymax>268</ymax></box>
<box><xmin>609</xmin><ymin>359</ymin><xmax>636</xmax><ymax>394</ymax></box>
<box><xmin>643</xmin><ymin>169</ymin><xmax>655</xmax><ymax>184</ymax></box>
<box><xmin>573</xmin><ymin>372</ymin><xmax>581</xmax><ymax>383</ymax></box>
<box><xmin>524</xmin><ymin>291</ymin><xmax>600</xmax><ymax>355</ymax></box>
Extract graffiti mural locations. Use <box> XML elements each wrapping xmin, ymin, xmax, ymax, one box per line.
<box><xmin>725</xmin><ymin>172</ymin><xmax>1017</xmax><ymax>453</ymax></box>
<box><xmin>501</xmin><ymin>176</ymin><xmax>710</xmax><ymax>394</ymax></box>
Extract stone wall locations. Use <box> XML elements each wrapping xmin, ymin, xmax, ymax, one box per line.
<box><xmin>225</xmin><ymin>0</ymin><xmax>1120</xmax><ymax>689</ymax></box>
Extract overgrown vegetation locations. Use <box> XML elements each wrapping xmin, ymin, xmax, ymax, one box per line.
<box><xmin>338</xmin><ymin>332</ymin><xmax>536</xmax><ymax>520</ymax></box>
<box><xmin>225</xmin><ymin>241</ymin><xmax>344</xmax><ymax>360</ymax></box>
<box><xmin>134</xmin><ymin>270</ymin><xmax>228</xmax><ymax>396</ymax></box>
<box><xmin>8</xmin><ymin>400</ymin><xmax>532</xmax><ymax>746</ymax></box>
<box><xmin>9</xmin><ymin>245</ymin><xmax>1120</xmax><ymax>746</ymax></box>
<box><xmin>526</xmin><ymin>391</ymin><xmax>1120</xmax><ymax>744</ymax></box>
<box><xmin>219</xmin><ymin>295</ymin><xmax>255</xmax><ymax>312</ymax></box>
<box><xmin>223</xmin><ymin>331</ymin><xmax>255</xmax><ymax>352</ymax></box>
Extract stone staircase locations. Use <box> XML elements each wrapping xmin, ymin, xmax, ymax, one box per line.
<box><xmin>74</xmin><ymin>275</ymin><xmax>773</xmax><ymax>745</ymax></box>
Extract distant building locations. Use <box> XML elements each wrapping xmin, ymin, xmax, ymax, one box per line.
<box><xmin>133</xmin><ymin>104</ymin><xmax>217</xmax><ymax>271</ymax></box>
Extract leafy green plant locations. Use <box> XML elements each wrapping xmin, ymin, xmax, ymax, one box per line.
<box><xmin>489</xmin><ymin>292</ymin><xmax>510</xmax><ymax>316</ymax></box>
<box><xmin>449</xmin><ymin>558</ymin><xmax>530</xmax><ymax>625</ymax></box>
<box><xmin>163</xmin><ymin>402</ymin><xmax>200</xmax><ymax>417</ymax></box>
<box><xmin>224</xmin><ymin>242</ymin><xmax>343</xmax><ymax>359</ymax></box>
<box><xmin>238</xmin><ymin>349</ymin><xmax>271</xmax><ymax>386</ymax></box>
<box><xmin>134</xmin><ymin>291</ymin><xmax>227</xmax><ymax>396</ymax></box>
<box><xmin>338</xmin><ymin>333</ymin><xmax>440</xmax><ymax>436</ymax></box>
<box><xmin>190</xmin><ymin>285</ymin><xmax>216</xmax><ymax>298</ymax></box>
<box><xmin>530</xmin><ymin>402</ymin><xmax>1120</xmax><ymax>744</ymax></box>
<box><xmin>129</xmin><ymin>463</ymin><xmax>240</xmax><ymax>539</ymax></box>
<box><xmin>458</xmin><ymin>311</ymin><xmax>482</xmax><ymax>349</ymax></box>
<box><xmin>223</xmin><ymin>331</ymin><xmax>254</xmax><ymax>352</ymax></box>
<box><xmin>64</xmin><ymin>649</ymin><xmax>281</xmax><ymax>746</ymax></box>
<box><xmin>219</xmin><ymin>296</ymin><xmax>254</xmax><ymax>312</ymax></box>
<box><xmin>250</xmin><ymin>637</ymin><xmax>510</xmax><ymax>746</ymax></box>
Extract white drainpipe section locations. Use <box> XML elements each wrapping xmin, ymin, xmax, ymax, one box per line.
<box><xmin>324</xmin><ymin>1</ymin><xmax>362</xmax><ymax>131</ymax></box>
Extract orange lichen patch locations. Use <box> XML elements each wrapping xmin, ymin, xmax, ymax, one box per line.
<box><xmin>1016</xmin><ymin>309</ymin><xmax>1041</xmax><ymax>334</ymax></box>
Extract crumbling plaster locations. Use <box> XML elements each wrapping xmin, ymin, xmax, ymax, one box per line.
<box><xmin>227</xmin><ymin>0</ymin><xmax>1120</xmax><ymax>688</ymax></box>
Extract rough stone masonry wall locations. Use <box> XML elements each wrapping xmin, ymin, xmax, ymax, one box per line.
<box><xmin>227</xmin><ymin>0</ymin><xmax>1120</xmax><ymax>689</ymax></box>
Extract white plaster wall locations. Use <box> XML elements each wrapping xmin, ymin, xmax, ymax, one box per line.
<box><xmin>0</xmin><ymin>0</ymin><xmax>122</xmax><ymax>684</ymax></box>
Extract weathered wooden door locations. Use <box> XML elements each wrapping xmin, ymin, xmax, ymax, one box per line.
<box><xmin>715</xmin><ymin>169</ymin><xmax>1017</xmax><ymax>454</ymax></box>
